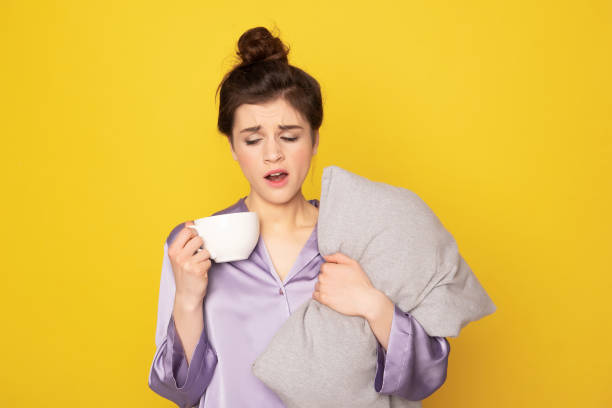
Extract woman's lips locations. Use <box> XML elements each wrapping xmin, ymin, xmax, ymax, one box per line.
<box><xmin>264</xmin><ymin>169</ymin><xmax>289</xmax><ymax>178</ymax></box>
<box><xmin>264</xmin><ymin>172</ymin><xmax>289</xmax><ymax>187</ymax></box>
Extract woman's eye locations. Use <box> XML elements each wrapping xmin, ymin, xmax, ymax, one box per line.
<box><xmin>246</xmin><ymin>136</ymin><xmax>297</xmax><ymax>145</ymax></box>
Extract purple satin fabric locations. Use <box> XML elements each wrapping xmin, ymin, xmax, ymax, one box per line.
<box><xmin>148</xmin><ymin>196</ymin><xmax>450</xmax><ymax>407</ymax></box>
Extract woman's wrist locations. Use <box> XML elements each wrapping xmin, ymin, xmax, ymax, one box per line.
<box><xmin>362</xmin><ymin>288</ymin><xmax>394</xmax><ymax>323</ymax></box>
<box><xmin>361</xmin><ymin>288</ymin><xmax>394</xmax><ymax>351</ymax></box>
<box><xmin>174</xmin><ymin>293</ymin><xmax>204</xmax><ymax>314</ymax></box>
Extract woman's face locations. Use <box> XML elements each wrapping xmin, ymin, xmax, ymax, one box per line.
<box><xmin>230</xmin><ymin>97</ymin><xmax>319</xmax><ymax>204</ymax></box>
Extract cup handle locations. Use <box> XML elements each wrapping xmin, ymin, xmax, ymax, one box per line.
<box><xmin>186</xmin><ymin>225</ymin><xmax>216</xmax><ymax>260</ymax></box>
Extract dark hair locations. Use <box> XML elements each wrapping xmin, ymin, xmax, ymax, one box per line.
<box><xmin>215</xmin><ymin>26</ymin><xmax>323</xmax><ymax>148</ymax></box>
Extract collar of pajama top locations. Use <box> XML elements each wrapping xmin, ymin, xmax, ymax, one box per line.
<box><xmin>226</xmin><ymin>195</ymin><xmax>323</xmax><ymax>289</ymax></box>
<box><xmin>187</xmin><ymin>195</ymin><xmax>324</xmax><ymax>407</ymax></box>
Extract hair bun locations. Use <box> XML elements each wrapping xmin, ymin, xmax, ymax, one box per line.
<box><xmin>236</xmin><ymin>26</ymin><xmax>289</xmax><ymax>66</ymax></box>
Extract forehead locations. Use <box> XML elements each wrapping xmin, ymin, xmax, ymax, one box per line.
<box><xmin>233</xmin><ymin>98</ymin><xmax>307</xmax><ymax>130</ymax></box>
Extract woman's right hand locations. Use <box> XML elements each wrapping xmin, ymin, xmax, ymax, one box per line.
<box><xmin>168</xmin><ymin>221</ymin><xmax>212</xmax><ymax>309</ymax></box>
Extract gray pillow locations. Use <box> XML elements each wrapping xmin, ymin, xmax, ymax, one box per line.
<box><xmin>252</xmin><ymin>165</ymin><xmax>497</xmax><ymax>408</ymax></box>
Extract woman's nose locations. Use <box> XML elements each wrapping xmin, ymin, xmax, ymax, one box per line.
<box><xmin>264</xmin><ymin>139</ymin><xmax>283</xmax><ymax>161</ymax></box>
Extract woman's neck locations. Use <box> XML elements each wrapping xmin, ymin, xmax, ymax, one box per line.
<box><xmin>244</xmin><ymin>192</ymin><xmax>318</xmax><ymax>235</ymax></box>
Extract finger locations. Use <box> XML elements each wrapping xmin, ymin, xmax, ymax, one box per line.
<box><xmin>314</xmin><ymin>281</ymin><xmax>320</xmax><ymax>291</ymax></box>
<box><xmin>196</xmin><ymin>258</ymin><xmax>212</xmax><ymax>273</ymax></box>
<box><xmin>184</xmin><ymin>234</ymin><xmax>205</xmax><ymax>255</ymax></box>
<box><xmin>173</xmin><ymin>221</ymin><xmax>198</xmax><ymax>251</ymax></box>
<box><xmin>320</xmin><ymin>261</ymin><xmax>338</xmax><ymax>275</ymax></box>
<box><xmin>322</xmin><ymin>253</ymin><xmax>341</xmax><ymax>264</ymax></box>
<box><xmin>192</xmin><ymin>247</ymin><xmax>212</xmax><ymax>262</ymax></box>
<box><xmin>312</xmin><ymin>290</ymin><xmax>319</xmax><ymax>300</ymax></box>
<box><xmin>324</xmin><ymin>252</ymin><xmax>353</xmax><ymax>264</ymax></box>
<box><xmin>187</xmin><ymin>258</ymin><xmax>211</xmax><ymax>277</ymax></box>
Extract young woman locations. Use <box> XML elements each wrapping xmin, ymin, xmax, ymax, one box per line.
<box><xmin>148</xmin><ymin>26</ymin><xmax>450</xmax><ymax>408</ymax></box>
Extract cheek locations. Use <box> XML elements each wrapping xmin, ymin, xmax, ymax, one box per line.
<box><xmin>236</xmin><ymin>152</ymin><xmax>259</xmax><ymax>179</ymax></box>
<box><xmin>290</xmin><ymin>146</ymin><xmax>314</xmax><ymax>167</ymax></box>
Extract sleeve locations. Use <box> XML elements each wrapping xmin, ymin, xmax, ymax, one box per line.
<box><xmin>374</xmin><ymin>303</ymin><xmax>450</xmax><ymax>401</ymax></box>
<box><xmin>147</xmin><ymin>234</ymin><xmax>218</xmax><ymax>408</ymax></box>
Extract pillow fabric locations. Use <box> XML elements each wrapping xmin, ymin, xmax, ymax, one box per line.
<box><xmin>252</xmin><ymin>165</ymin><xmax>497</xmax><ymax>408</ymax></box>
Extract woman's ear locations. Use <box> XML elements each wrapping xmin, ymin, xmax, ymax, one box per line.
<box><xmin>313</xmin><ymin>130</ymin><xmax>319</xmax><ymax>155</ymax></box>
<box><xmin>230</xmin><ymin>139</ymin><xmax>238</xmax><ymax>160</ymax></box>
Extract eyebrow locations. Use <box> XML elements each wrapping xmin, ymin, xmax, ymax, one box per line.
<box><xmin>239</xmin><ymin>124</ymin><xmax>303</xmax><ymax>134</ymax></box>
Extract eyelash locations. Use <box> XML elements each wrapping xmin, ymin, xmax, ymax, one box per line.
<box><xmin>246</xmin><ymin>136</ymin><xmax>298</xmax><ymax>145</ymax></box>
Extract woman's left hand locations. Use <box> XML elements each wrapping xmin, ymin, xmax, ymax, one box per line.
<box><xmin>312</xmin><ymin>252</ymin><xmax>379</xmax><ymax>318</ymax></box>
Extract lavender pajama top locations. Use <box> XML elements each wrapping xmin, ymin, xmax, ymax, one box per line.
<box><xmin>148</xmin><ymin>196</ymin><xmax>450</xmax><ymax>408</ymax></box>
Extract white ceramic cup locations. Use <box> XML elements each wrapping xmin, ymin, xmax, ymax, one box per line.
<box><xmin>187</xmin><ymin>212</ymin><xmax>260</xmax><ymax>263</ymax></box>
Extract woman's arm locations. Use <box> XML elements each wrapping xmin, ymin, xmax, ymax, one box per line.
<box><xmin>173</xmin><ymin>296</ymin><xmax>205</xmax><ymax>366</ymax></box>
<box><xmin>365</xmin><ymin>290</ymin><xmax>450</xmax><ymax>401</ymax></box>
<box><xmin>148</xmin><ymin>235</ymin><xmax>218</xmax><ymax>408</ymax></box>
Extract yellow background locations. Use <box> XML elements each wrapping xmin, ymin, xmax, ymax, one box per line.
<box><xmin>1</xmin><ymin>1</ymin><xmax>610</xmax><ymax>406</ymax></box>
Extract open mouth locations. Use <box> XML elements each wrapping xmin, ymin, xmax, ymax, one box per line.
<box><xmin>264</xmin><ymin>172</ymin><xmax>288</xmax><ymax>182</ymax></box>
